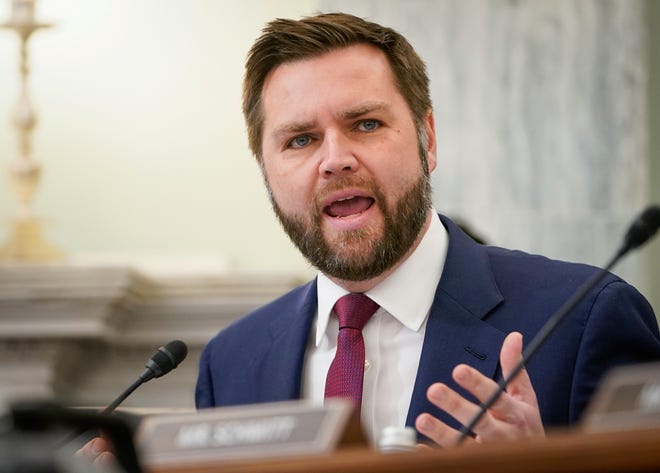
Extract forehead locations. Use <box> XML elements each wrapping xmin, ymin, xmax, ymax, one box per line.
<box><xmin>264</xmin><ymin>42</ymin><xmax>395</xmax><ymax>87</ymax></box>
<box><xmin>260</xmin><ymin>44</ymin><xmax>405</xmax><ymax>128</ymax></box>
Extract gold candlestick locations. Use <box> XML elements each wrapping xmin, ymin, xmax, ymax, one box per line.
<box><xmin>0</xmin><ymin>0</ymin><xmax>62</xmax><ymax>262</ymax></box>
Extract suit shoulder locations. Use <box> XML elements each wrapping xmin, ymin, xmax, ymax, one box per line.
<box><xmin>485</xmin><ymin>244</ymin><xmax>619</xmax><ymax>288</ymax></box>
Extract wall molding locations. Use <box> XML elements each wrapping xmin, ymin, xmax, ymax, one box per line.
<box><xmin>0</xmin><ymin>265</ymin><xmax>301</xmax><ymax>410</ymax></box>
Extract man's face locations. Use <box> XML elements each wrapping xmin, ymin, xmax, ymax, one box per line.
<box><xmin>259</xmin><ymin>43</ymin><xmax>437</xmax><ymax>282</ymax></box>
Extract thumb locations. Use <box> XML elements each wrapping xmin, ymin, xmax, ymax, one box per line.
<box><xmin>500</xmin><ymin>332</ymin><xmax>537</xmax><ymax>404</ymax></box>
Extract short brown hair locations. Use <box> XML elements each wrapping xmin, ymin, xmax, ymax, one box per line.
<box><xmin>242</xmin><ymin>12</ymin><xmax>432</xmax><ymax>161</ymax></box>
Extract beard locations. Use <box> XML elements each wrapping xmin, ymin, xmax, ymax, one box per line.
<box><xmin>269</xmin><ymin>169</ymin><xmax>433</xmax><ymax>282</ymax></box>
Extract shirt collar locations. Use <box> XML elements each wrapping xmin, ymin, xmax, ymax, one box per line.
<box><xmin>315</xmin><ymin>211</ymin><xmax>448</xmax><ymax>346</ymax></box>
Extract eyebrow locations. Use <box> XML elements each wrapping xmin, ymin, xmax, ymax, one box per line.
<box><xmin>338</xmin><ymin>101</ymin><xmax>390</xmax><ymax>120</ymax></box>
<box><xmin>271</xmin><ymin>101</ymin><xmax>391</xmax><ymax>141</ymax></box>
<box><xmin>273</xmin><ymin>120</ymin><xmax>316</xmax><ymax>141</ymax></box>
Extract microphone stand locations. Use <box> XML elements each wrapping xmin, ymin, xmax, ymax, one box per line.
<box><xmin>456</xmin><ymin>205</ymin><xmax>660</xmax><ymax>445</ymax></box>
<box><xmin>52</xmin><ymin>340</ymin><xmax>188</xmax><ymax>452</ymax></box>
<box><xmin>456</xmin><ymin>253</ymin><xmax>620</xmax><ymax>443</ymax></box>
<box><xmin>102</xmin><ymin>378</ymin><xmax>145</xmax><ymax>416</ymax></box>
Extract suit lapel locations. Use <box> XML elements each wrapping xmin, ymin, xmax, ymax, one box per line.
<box><xmin>253</xmin><ymin>281</ymin><xmax>318</xmax><ymax>402</ymax></box>
<box><xmin>406</xmin><ymin>216</ymin><xmax>507</xmax><ymax>430</ymax></box>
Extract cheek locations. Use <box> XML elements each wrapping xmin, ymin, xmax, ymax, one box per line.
<box><xmin>264</xmin><ymin>164</ymin><xmax>316</xmax><ymax>212</ymax></box>
<box><xmin>379</xmin><ymin>150</ymin><xmax>422</xmax><ymax>188</ymax></box>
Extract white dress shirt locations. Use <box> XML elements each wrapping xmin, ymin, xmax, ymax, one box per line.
<box><xmin>302</xmin><ymin>211</ymin><xmax>448</xmax><ymax>443</ymax></box>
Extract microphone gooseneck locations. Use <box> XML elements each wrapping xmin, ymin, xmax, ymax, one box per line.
<box><xmin>102</xmin><ymin>340</ymin><xmax>188</xmax><ymax>415</ymax></box>
<box><xmin>455</xmin><ymin>205</ymin><xmax>660</xmax><ymax>445</ymax></box>
<box><xmin>54</xmin><ymin>340</ymin><xmax>188</xmax><ymax>451</ymax></box>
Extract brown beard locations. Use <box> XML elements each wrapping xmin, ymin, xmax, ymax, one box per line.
<box><xmin>269</xmin><ymin>170</ymin><xmax>432</xmax><ymax>281</ymax></box>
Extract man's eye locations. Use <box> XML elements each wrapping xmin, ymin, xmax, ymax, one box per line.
<box><xmin>288</xmin><ymin>135</ymin><xmax>311</xmax><ymax>149</ymax></box>
<box><xmin>357</xmin><ymin>119</ymin><xmax>380</xmax><ymax>132</ymax></box>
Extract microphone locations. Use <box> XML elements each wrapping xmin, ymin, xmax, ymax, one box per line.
<box><xmin>456</xmin><ymin>205</ymin><xmax>660</xmax><ymax>444</ymax></box>
<box><xmin>54</xmin><ymin>340</ymin><xmax>188</xmax><ymax>451</ymax></box>
<box><xmin>102</xmin><ymin>340</ymin><xmax>188</xmax><ymax>415</ymax></box>
<box><xmin>619</xmin><ymin>206</ymin><xmax>660</xmax><ymax>256</ymax></box>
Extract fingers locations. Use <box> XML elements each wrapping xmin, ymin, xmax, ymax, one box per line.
<box><xmin>417</xmin><ymin>377</ymin><xmax>539</xmax><ymax>445</ymax></box>
<box><xmin>416</xmin><ymin>377</ymin><xmax>506</xmax><ymax>446</ymax></box>
<box><xmin>499</xmin><ymin>331</ymin><xmax>523</xmax><ymax>375</ymax></box>
<box><xmin>415</xmin><ymin>411</ymin><xmax>476</xmax><ymax>447</ymax></box>
<box><xmin>93</xmin><ymin>451</ymin><xmax>116</xmax><ymax>466</ymax></box>
<box><xmin>453</xmin><ymin>365</ymin><xmax>502</xmax><ymax>411</ymax></box>
<box><xmin>450</xmin><ymin>334</ymin><xmax>543</xmax><ymax>436</ymax></box>
<box><xmin>452</xmin><ymin>363</ymin><xmax>521</xmax><ymax>425</ymax></box>
<box><xmin>417</xmin><ymin>331</ymin><xmax>545</xmax><ymax>446</ymax></box>
<box><xmin>75</xmin><ymin>437</ymin><xmax>116</xmax><ymax>466</ymax></box>
<box><xmin>75</xmin><ymin>437</ymin><xmax>107</xmax><ymax>457</ymax></box>
<box><xmin>431</xmin><ymin>380</ymin><xmax>497</xmax><ymax>433</ymax></box>
<box><xmin>453</xmin><ymin>333</ymin><xmax>539</xmax><ymax>421</ymax></box>
<box><xmin>499</xmin><ymin>332</ymin><xmax>539</xmax><ymax>406</ymax></box>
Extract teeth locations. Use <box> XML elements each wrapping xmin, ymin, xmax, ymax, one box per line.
<box><xmin>336</xmin><ymin>196</ymin><xmax>356</xmax><ymax>202</ymax></box>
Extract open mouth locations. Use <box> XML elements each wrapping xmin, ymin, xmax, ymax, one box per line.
<box><xmin>324</xmin><ymin>196</ymin><xmax>375</xmax><ymax>218</ymax></box>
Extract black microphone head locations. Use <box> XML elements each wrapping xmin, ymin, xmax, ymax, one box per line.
<box><xmin>141</xmin><ymin>340</ymin><xmax>188</xmax><ymax>382</ymax></box>
<box><xmin>162</xmin><ymin>339</ymin><xmax>188</xmax><ymax>367</ymax></box>
<box><xmin>623</xmin><ymin>205</ymin><xmax>660</xmax><ymax>253</ymax></box>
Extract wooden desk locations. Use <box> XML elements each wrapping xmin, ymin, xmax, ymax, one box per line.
<box><xmin>148</xmin><ymin>426</ymin><xmax>660</xmax><ymax>473</ymax></box>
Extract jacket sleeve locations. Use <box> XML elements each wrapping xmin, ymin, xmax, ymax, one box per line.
<box><xmin>570</xmin><ymin>279</ymin><xmax>660</xmax><ymax>423</ymax></box>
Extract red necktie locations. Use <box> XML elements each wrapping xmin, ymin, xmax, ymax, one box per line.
<box><xmin>324</xmin><ymin>293</ymin><xmax>379</xmax><ymax>416</ymax></box>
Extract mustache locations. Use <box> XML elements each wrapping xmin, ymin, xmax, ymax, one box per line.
<box><xmin>313</xmin><ymin>176</ymin><xmax>379</xmax><ymax>211</ymax></box>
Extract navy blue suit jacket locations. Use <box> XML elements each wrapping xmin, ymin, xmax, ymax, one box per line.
<box><xmin>196</xmin><ymin>215</ymin><xmax>660</xmax><ymax>429</ymax></box>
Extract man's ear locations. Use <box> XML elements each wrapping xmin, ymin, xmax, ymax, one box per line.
<box><xmin>424</xmin><ymin>111</ymin><xmax>437</xmax><ymax>173</ymax></box>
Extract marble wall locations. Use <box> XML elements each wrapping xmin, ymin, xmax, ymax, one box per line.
<box><xmin>320</xmin><ymin>0</ymin><xmax>654</xmax><ymax>300</ymax></box>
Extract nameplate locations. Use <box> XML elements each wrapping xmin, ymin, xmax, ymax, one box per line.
<box><xmin>136</xmin><ymin>399</ymin><xmax>364</xmax><ymax>466</ymax></box>
<box><xmin>582</xmin><ymin>361</ymin><xmax>660</xmax><ymax>432</ymax></box>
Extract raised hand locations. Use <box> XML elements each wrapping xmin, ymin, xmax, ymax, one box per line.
<box><xmin>415</xmin><ymin>332</ymin><xmax>545</xmax><ymax>446</ymax></box>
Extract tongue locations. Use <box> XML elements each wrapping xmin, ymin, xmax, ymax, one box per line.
<box><xmin>326</xmin><ymin>196</ymin><xmax>373</xmax><ymax>218</ymax></box>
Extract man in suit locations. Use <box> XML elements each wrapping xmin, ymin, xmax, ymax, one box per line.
<box><xmin>195</xmin><ymin>12</ymin><xmax>660</xmax><ymax>446</ymax></box>
<box><xmin>79</xmin><ymin>13</ymin><xmax>659</xmax><ymax>461</ymax></box>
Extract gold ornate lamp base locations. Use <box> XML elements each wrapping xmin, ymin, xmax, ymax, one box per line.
<box><xmin>0</xmin><ymin>1</ymin><xmax>62</xmax><ymax>264</ymax></box>
<box><xmin>0</xmin><ymin>217</ymin><xmax>63</xmax><ymax>262</ymax></box>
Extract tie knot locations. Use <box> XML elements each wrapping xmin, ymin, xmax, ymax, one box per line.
<box><xmin>333</xmin><ymin>293</ymin><xmax>379</xmax><ymax>331</ymax></box>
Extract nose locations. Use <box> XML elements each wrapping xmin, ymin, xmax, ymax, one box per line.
<box><xmin>318</xmin><ymin>131</ymin><xmax>358</xmax><ymax>177</ymax></box>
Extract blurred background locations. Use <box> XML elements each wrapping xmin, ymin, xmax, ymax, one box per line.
<box><xmin>0</xmin><ymin>0</ymin><xmax>658</xmax><ymax>409</ymax></box>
